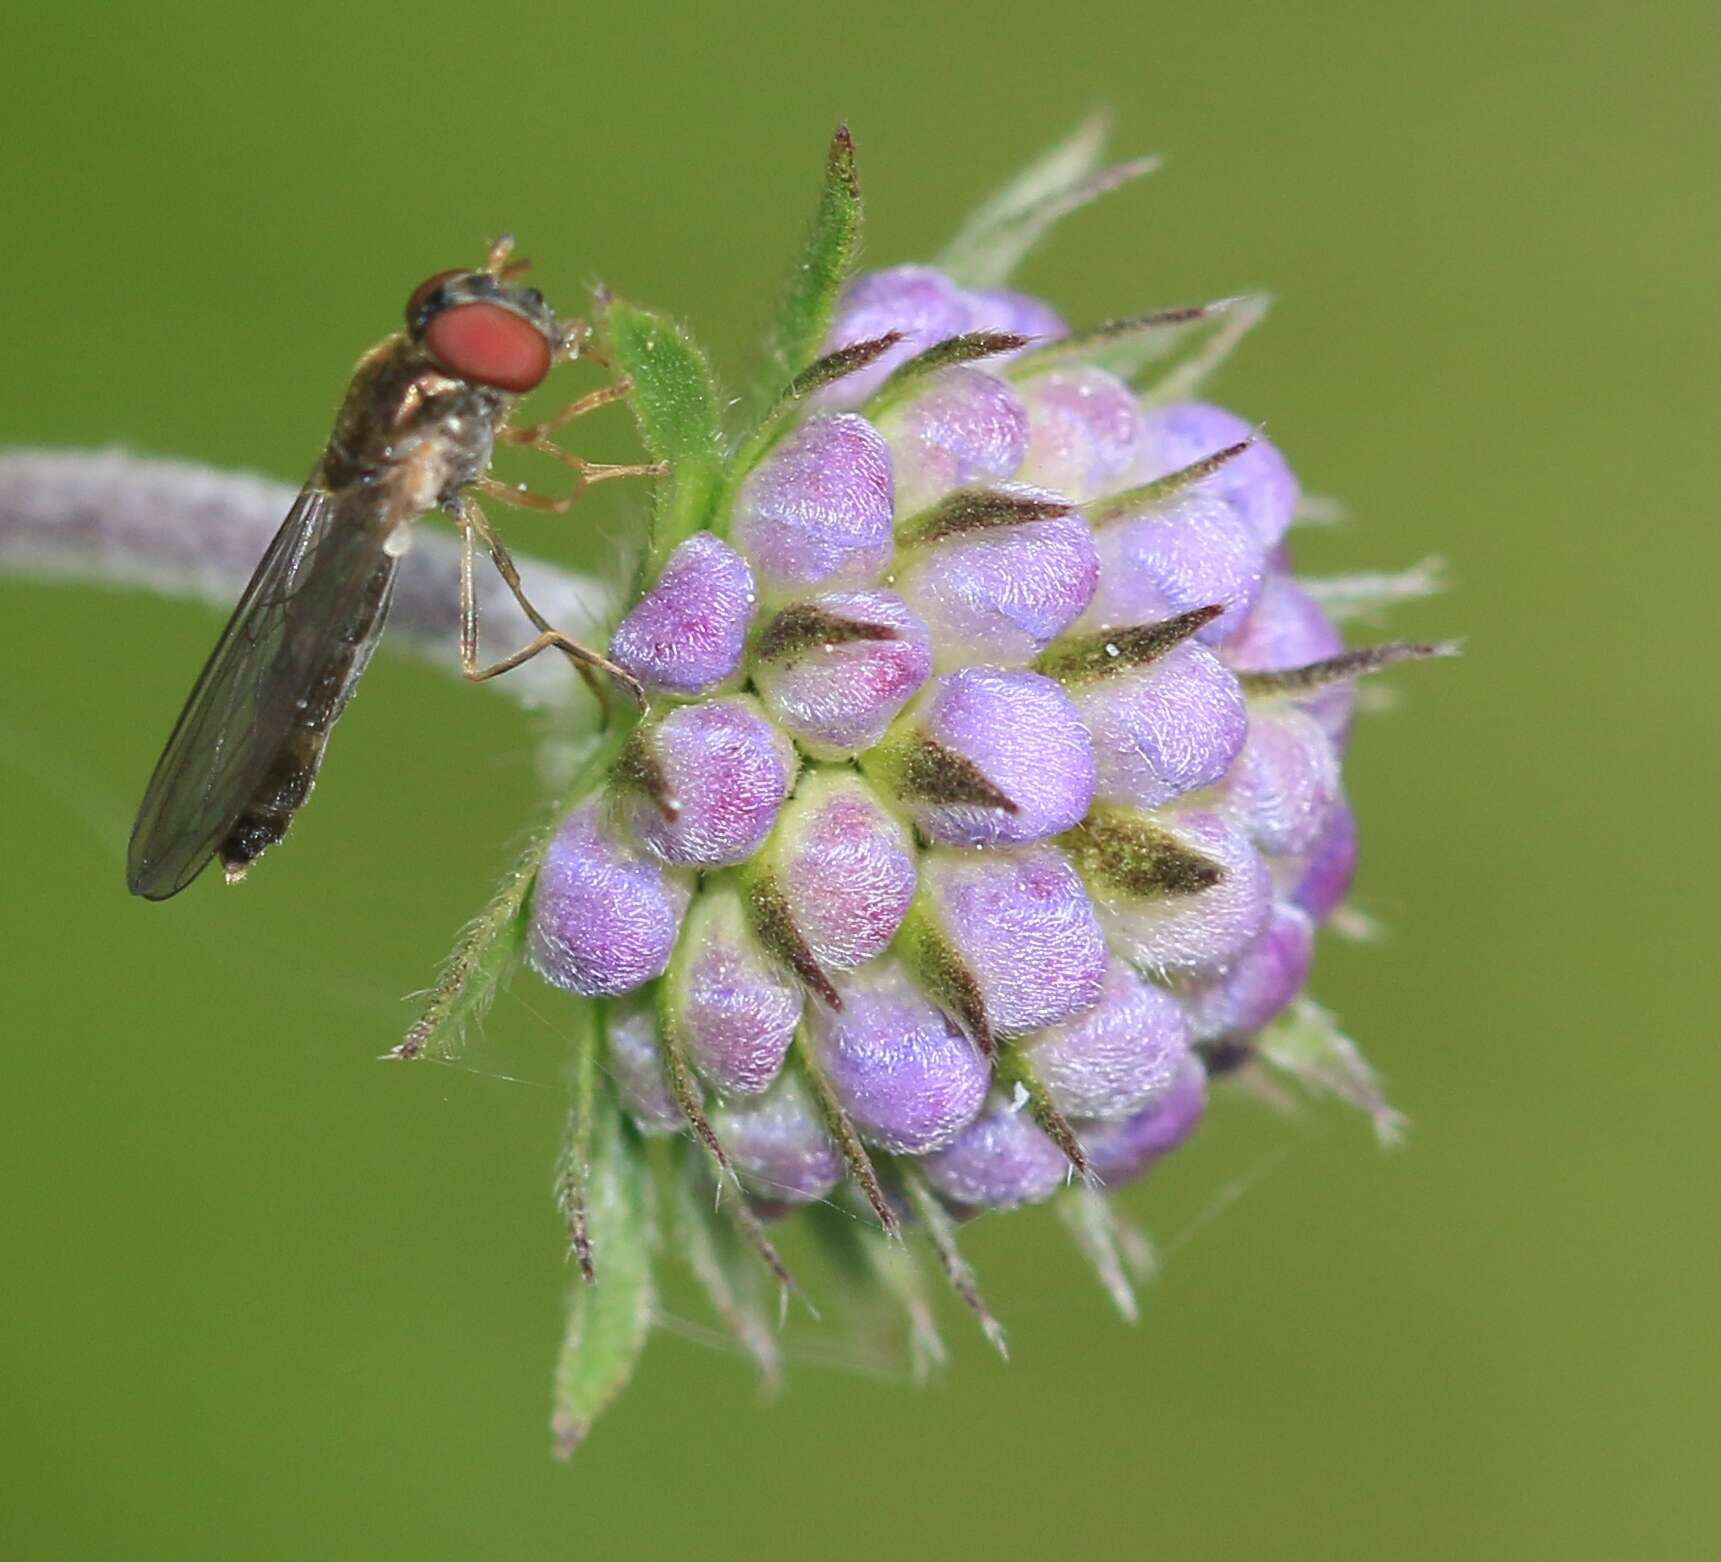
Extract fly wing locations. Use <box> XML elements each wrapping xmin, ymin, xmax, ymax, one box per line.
<box><xmin>126</xmin><ymin>477</ymin><xmax>399</xmax><ymax>900</ymax></box>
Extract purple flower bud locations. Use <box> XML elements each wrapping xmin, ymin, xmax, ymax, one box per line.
<box><xmin>1223</xmin><ymin>572</ymin><xmax>1353</xmax><ymax>741</ymax></box>
<box><xmin>619</xmin><ymin>696</ymin><xmax>799</xmax><ymax>868</ymax></box>
<box><xmin>1224</xmin><ymin>571</ymin><xmax>1342</xmax><ymax>668</ymax></box>
<box><xmin>875</xmin><ymin>367</ymin><xmax>1029</xmax><ymax>516</ymax></box>
<box><xmin>1016</xmin><ymin>366</ymin><xmax>1145</xmax><ymax>503</ymax></box>
<box><xmin>606</xmin><ymin>992</ymin><xmax>684</xmax><ymax>1136</ymax></box>
<box><xmin>758</xmin><ymin>771</ymin><xmax>916</xmax><ymax>974</ymax></box>
<box><xmin>1082</xmin><ymin>490</ymin><xmax>1267</xmax><ymax>644</ymax></box>
<box><xmin>896</xmin><ymin>497</ymin><xmax>1099</xmax><ymax>668</ymax></box>
<box><xmin>666</xmin><ymin>884</ymin><xmax>801</xmax><ymax>1096</ymax></box>
<box><xmin>805</xmin><ymin>959</ymin><xmax>989</xmax><ymax>1154</ymax></box>
<box><xmin>1289</xmin><ymin>797</ymin><xmax>1358</xmax><ymax>922</ymax></box>
<box><xmin>710</xmin><ymin>1073</ymin><xmax>843</xmax><ymax>1205</ymax></box>
<box><xmin>1025</xmin><ymin>958</ymin><xmax>1191</xmax><ymax>1119</ymax></box>
<box><xmin>921</xmin><ymin>1097</ymin><xmax>1069</xmax><ymax>1211</ymax></box>
<box><xmin>961</xmin><ymin>287</ymin><xmax>1068</xmax><ymax>344</ymax></box>
<box><xmin>528</xmin><ymin>798</ymin><xmax>693</xmax><ymax>997</ymax></box>
<box><xmin>1137</xmin><ymin>403</ymin><xmax>1298</xmax><ymax>550</ymax></box>
<box><xmin>1074</xmin><ymin>805</ymin><xmax>1274</xmax><ymax>976</ymax></box>
<box><xmin>1073</xmin><ymin>640</ymin><xmax>1248</xmax><ymax>809</ymax></box>
<box><xmin>608</xmin><ymin>531</ymin><xmax>756</xmax><ymax>696</ymax></box>
<box><xmin>1223</xmin><ymin>707</ymin><xmax>1341</xmax><ymax>858</ymax></box>
<box><xmin>874</xmin><ymin>668</ymin><xmax>1096</xmax><ymax>847</ymax></box>
<box><xmin>1078</xmin><ymin>1056</ymin><xmax>1208</xmax><ymax>1186</ymax></box>
<box><xmin>730</xmin><ymin>414</ymin><xmax>895</xmax><ymax>596</ymax></box>
<box><xmin>1179</xmin><ymin>901</ymin><xmax>1314</xmax><ymax>1040</ymax></box>
<box><xmin>819</xmin><ymin>265</ymin><xmax>973</xmax><ymax>405</ymax></box>
<box><xmin>750</xmin><ymin>590</ymin><xmax>932</xmax><ymax>760</ymax></box>
<box><xmin>913</xmin><ymin>845</ymin><xmax>1108</xmax><ymax>1040</ymax></box>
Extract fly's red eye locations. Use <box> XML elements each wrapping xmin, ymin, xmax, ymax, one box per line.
<box><xmin>404</xmin><ymin>269</ymin><xmax>463</xmax><ymax>325</ymax></box>
<box><xmin>423</xmin><ymin>302</ymin><xmax>553</xmax><ymax>393</ymax></box>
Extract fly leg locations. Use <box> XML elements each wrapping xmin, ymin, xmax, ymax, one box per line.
<box><xmin>474</xmin><ymin>451</ymin><xmax>666</xmax><ymax>516</ymax></box>
<box><xmin>501</xmin><ymin>379</ymin><xmax>634</xmax><ymax>443</ymax></box>
<box><xmin>491</xmin><ymin>376</ymin><xmax>667</xmax><ymax>505</ymax></box>
<box><xmin>453</xmin><ymin>500</ymin><xmax>646</xmax><ymax>712</ymax></box>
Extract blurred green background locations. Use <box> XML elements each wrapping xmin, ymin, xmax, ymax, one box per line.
<box><xmin>3</xmin><ymin>1</ymin><xmax>1715</xmax><ymax>1557</ymax></box>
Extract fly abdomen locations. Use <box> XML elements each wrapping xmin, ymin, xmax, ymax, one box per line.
<box><xmin>217</xmin><ymin>558</ymin><xmax>396</xmax><ymax>881</ymax></box>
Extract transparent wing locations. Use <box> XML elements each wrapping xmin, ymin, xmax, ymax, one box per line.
<box><xmin>126</xmin><ymin>478</ymin><xmax>398</xmax><ymax>900</ymax></box>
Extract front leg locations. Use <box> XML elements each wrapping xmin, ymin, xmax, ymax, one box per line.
<box><xmin>453</xmin><ymin>500</ymin><xmax>646</xmax><ymax>710</ymax></box>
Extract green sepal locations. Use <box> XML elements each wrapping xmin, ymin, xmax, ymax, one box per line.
<box><xmin>1055</xmin><ymin>1184</ymin><xmax>1155</xmax><ymax>1322</ymax></box>
<box><xmin>1083</xmin><ymin>440</ymin><xmax>1255</xmax><ymax>525</ymax></box>
<box><xmin>856</xmin><ymin>1225</ymin><xmax>947</xmax><ymax>1383</ymax></box>
<box><xmin>864</xmin><ymin>330</ymin><xmax>1029</xmax><ymax>416</ymax></box>
<box><xmin>895</xmin><ymin>485</ymin><xmax>1073</xmax><ymax>546</ymax></box>
<box><xmin>669</xmin><ymin>1139</ymin><xmax>784</xmax><ymax>1390</ymax></box>
<box><xmin>1253</xmin><ymin>998</ymin><xmax>1408</xmax><ymax>1147</ymax></box>
<box><xmin>936</xmin><ymin>111</ymin><xmax>1160</xmax><ymax>289</ymax></box>
<box><xmin>1300</xmin><ymin>557</ymin><xmax>1450</xmax><ymax>622</ymax></box>
<box><xmin>895</xmin><ymin>1164</ymin><xmax>1008</xmax><ymax>1358</ymax></box>
<box><xmin>860</xmin><ymin>722</ymin><xmax>1020</xmax><ymax>819</ymax></box>
<box><xmin>1007</xmin><ymin>296</ymin><xmax>1264</xmax><ymax>390</ymax></box>
<box><xmin>394</xmin><ymin>724</ymin><xmax>639</xmax><ymax>1063</ymax></box>
<box><xmin>793</xmin><ymin>1039</ymin><xmax>900</xmax><ymax>1236</ymax></box>
<box><xmin>761</xmin><ymin>124</ymin><xmax>864</xmax><ymax>394</ymax></box>
<box><xmin>601</xmin><ymin>294</ymin><xmax>725</xmax><ymax>577</ymax></box>
<box><xmin>1134</xmin><ymin>293</ymin><xmax>1273</xmax><ymax>404</ymax></box>
<box><xmin>391</xmin><ymin>822</ymin><xmax>547</xmax><ymax>1062</ymax></box>
<box><xmin>732</xmin><ymin>332</ymin><xmax>903</xmax><ymax>482</ymax></box>
<box><xmin>549</xmin><ymin>1085</ymin><xmax>657</xmax><ymax>1460</ymax></box>
<box><xmin>654</xmin><ymin>990</ymin><xmax>800</xmax><ymax>1293</ymax></box>
<box><xmin>992</xmin><ymin>1050</ymin><xmax>1093</xmax><ymax>1180</ymax></box>
<box><xmin>1034</xmin><ymin>605</ymin><xmax>1224</xmax><ymax>687</ymax></box>
<box><xmin>1236</xmin><ymin>640</ymin><xmax>1457</xmax><ymax>699</ymax></box>
<box><xmin>1059</xmin><ymin>805</ymin><xmax>1226</xmax><ymax>902</ymax></box>
<box><xmin>552</xmin><ymin>1001</ymin><xmax>604</xmax><ymax>1282</ymax></box>
<box><xmin>893</xmin><ymin>895</ymin><xmax>996</xmax><ymax>1057</ymax></box>
<box><xmin>805</xmin><ymin>1205</ymin><xmax>948</xmax><ymax>1383</ymax></box>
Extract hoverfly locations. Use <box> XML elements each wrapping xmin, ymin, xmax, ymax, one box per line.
<box><xmin>126</xmin><ymin>237</ymin><xmax>657</xmax><ymax>901</ymax></box>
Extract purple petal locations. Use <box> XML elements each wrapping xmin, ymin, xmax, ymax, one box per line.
<box><xmin>528</xmin><ymin>797</ymin><xmax>693</xmax><ymax>997</ymax></box>
<box><xmin>1078</xmin><ymin>1056</ymin><xmax>1208</xmax><ymax>1186</ymax></box>
<box><xmin>1136</xmin><ymin>403</ymin><xmax>1299</xmax><ymax>550</ymax></box>
<box><xmin>1026</xmin><ymin>958</ymin><xmax>1192</xmax><ymax>1119</ymax></box>
<box><xmin>751</xmin><ymin>590</ymin><xmax>932</xmax><ymax>760</ymax></box>
<box><xmin>1223</xmin><ymin>707</ymin><xmax>1341</xmax><ymax>858</ymax></box>
<box><xmin>608</xmin><ymin>532</ymin><xmax>756</xmax><ymax>695</ymax></box>
<box><xmin>921</xmin><ymin>1098</ymin><xmax>1068</xmax><ymax>1210</ymax></box>
<box><xmin>805</xmin><ymin>959</ymin><xmax>990</xmax><ymax>1154</ymax></box>
<box><xmin>1224</xmin><ymin>572</ymin><xmax>1342</xmax><ymax>668</ymax></box>
<box><xmin>1016</xmin><ymin>366</ymin><xmax>1145</xmax><ymax>503</ymax></box>
<box><xmin>621</xmin><ymin>696</ymin><xmax>799</xmax><ymax>868</ymax></box>
<box><xmin>1290</xmin><ymin>798</ymin><xmax>1358</xmax><ymax>922</ymax></box>
<box><xmin>606</xmin><ymin>992</ymin><xmax>684</xmax><ymax>1135</ymax></box>
<box><xmin>817</xmin><ymin>265</ymin><xmax>973</xmax><ymax>406</ymax></box>
<box><xmin>1082</xmin><ymin>490</ymin><xmax>1267</xmax><ymax>644</ymax></box>
<box><xmin>918</xmin><ymin>845</ymin><xmax>1108</xmax><ymax>1038</ymax></box>
<box><xmin>885</xmin><ymin>667</ymin><xmax>1096</xmax><ymax>847</ymax></box>
<box><xmin>766</xmin><ymin>771</ymin><xmax>917</xmax><ymax>973</ymax></box>
<box><xmin>897</xmin><ymin>500</ymin><xmax>1099</xmax><ymax>669</ymax></box>
<box><xmin>1075</xmin><ymin>640</ymin><xmax>1248</xmax><ymax>809</ymax></box>
<box><xmin>731</xmin><ymin>414</ymin><xmax>895</xmax><ymax>596</ymax></box>
<box><xmin>877</xmin><ymin>367</ymin><xmax>1029</xmax><ymax>516</ymax></box>
<box><xmin>711</xmin><ymin>1073</ymin><xmax>843</xmax><ymax>1205</ymax></box>
<box><xmin>667</xmin><ymin>884</ymin><xmax>801</xmax><ymax>1096</ymax></box>
<box><xmin>1180</xmin><ymin>901</ymin><xmax>1314</xmax><ymax>1040</ymax></box>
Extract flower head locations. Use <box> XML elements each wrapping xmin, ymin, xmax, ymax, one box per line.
<box><xmin>402</xmin><ymin>119</ymin><xmax>1450</xmax><ymax>1453</ymax></box>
